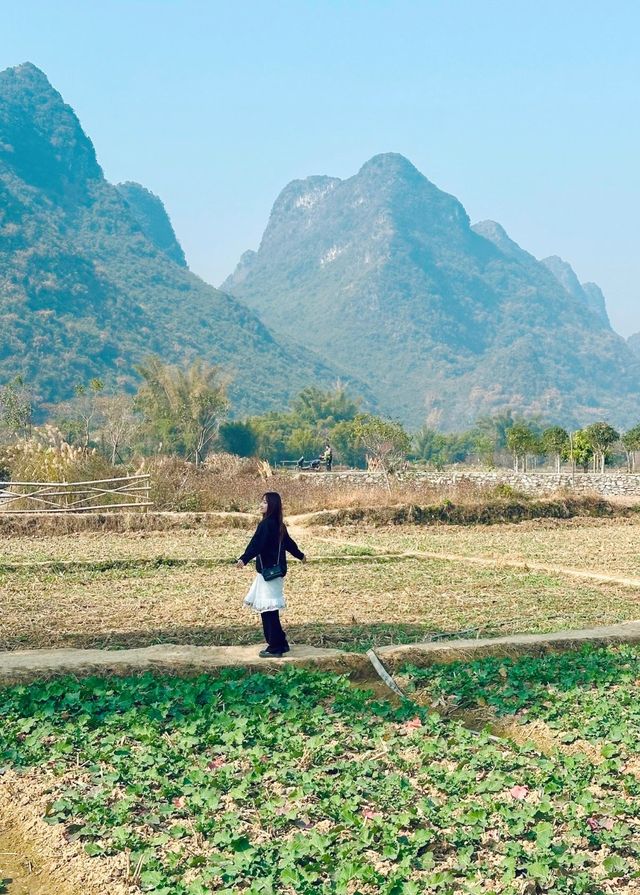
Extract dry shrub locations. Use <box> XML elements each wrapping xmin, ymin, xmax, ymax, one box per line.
<box><xmin>203</xmin><ymin>452</ymin><xmax>261</xmax><ymax>477</ymax></box>
<box><xmin>0</xmin><ymin>511</ymin><xmax>256</xmax><ymax>538</ymax></box>
<box><xmin>135</xmin><ymin>462</ymin><xmax>625</xmax><ymax>517</ymax></box>
<box><xmin>490</xmin><ymin>482</ymin><xmax>528</xmax><ymax>500</ymax></box>
<box><xmin>129</xmin><ymin>453</ymin><xmax>513</xmax><ymax>515</ymax></box>
<box><xmin>0</xmin><ymin>472</ymin><xmax>621</xmax><ymax>537</ymax></box>
<box><xmin>2</xmin><ymin>426</ymin><xmax>117</xmax><ymax>483</ymax></box>
<box><xmin>147</xmin><ymin>455</ymin><xmax>267</xmax><ymax>512</ymax></box>
<box><xmin>308</xmin><ymin>494</ymin><xmax>619</xmax><ymax>527</ymax></box>
<box><xmin>146</xmin><ymin>457</ymin><xmax>204</xmax><ymax>512</ymax></box>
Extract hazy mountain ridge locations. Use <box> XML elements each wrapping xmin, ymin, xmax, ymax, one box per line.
<box><xmin>116</xmin><ymin>182</ymin><xmax>187</xmax><ymax>267</ymax></box>
<box><xmin>2</xmin><ymin>63</ymin><xmax>635</xmax><ymax>430</ymax></box>
<box><xmin>224</xmin><ymin>152</ymin><xmax>640</xmax><ymax>429</ymax></box>
<box><xmin>540</xmin><ymin>255</ymin><xmax>610</xmax><ymax>326</ymax></box>
<box><xmin>0</xmin><ymin>62</ymin><xmax>359</xmax><ymax>412</ymax></box>
<box><xmin>628</xmin><ymin>332</ymin><xmax>640</xmax><ymax>357</ymax></box>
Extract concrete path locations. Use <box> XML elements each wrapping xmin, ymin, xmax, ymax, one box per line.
<box><xmin>1</xmin><ymin>621</ymin><xmax>639</xmax><ymax>685</ymax></box>
<box><xmin>0</xmin><ymin>643</ymin><xmax>361</xmax><ymax>685</ymax></box>
<box><xmin>377</xmin><ymin>620</ymin><xmax>640</xmax><ymax>668</ymax></box>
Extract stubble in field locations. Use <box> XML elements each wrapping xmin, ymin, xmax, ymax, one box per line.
<box><xmin>1</xmin><ymin>522</ymin><xmax>639</xmax><ymax>652</ymax></box>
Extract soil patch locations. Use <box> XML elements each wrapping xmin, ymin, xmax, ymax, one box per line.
<box><xmin>4</xmin><ymin>539</ymin><xmax>638</xmax><ymax>653</ymax></box>
<box><xmin>0</xmin><ymin>771</ymin><xmax>132</xmax><ymax>895</ymax></box>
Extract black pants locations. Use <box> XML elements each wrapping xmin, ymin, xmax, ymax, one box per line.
<box><xmin>261</xmin><ymin>610</ymin><xmax>289</xmax><ymax>653</ymax></box>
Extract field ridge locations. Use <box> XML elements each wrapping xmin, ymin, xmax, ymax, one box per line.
<box><xmin>1</xmin><ymin>620</ymin><xmax>639</xmax><ymax>687</ymax></box>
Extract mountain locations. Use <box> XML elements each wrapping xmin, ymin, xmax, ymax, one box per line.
<box><xmin>628</xmin><ymin>333</ymin><xmax>640</xmax><ymax>357</ymax></box>
<box><xmin>540</xmin><ymin>255</ymin><xmax>610</xmax><ymax>326</ymax></box>
<box><xmin>0</xmin><ymin>63</ymin><xmax>352</xmax><ymax>413</ymax></box>
<box><xmin>116</xmin><ymin>182</ymin><xmax>187</xmax><ymax>267</ymax></box>
<box><xmin>224</xmin><ymin>152</ymin><xmax>640</xmax><ymax>429</ymax></box>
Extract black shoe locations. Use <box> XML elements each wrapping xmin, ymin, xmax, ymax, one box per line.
<box><xmin>259</xmin><ymin>649</ymin><xmax>283</xmax><ymax>658</ymax></box>
<box><xmin>282</xmin><ymin>645</ymin><xmax>290</xmax><ymax>654</ymax></box>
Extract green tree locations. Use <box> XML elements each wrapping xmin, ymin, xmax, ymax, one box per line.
<box><xmin>474</xmin><ymin>410</ymin><xmax>516</xmax><ymax>452</ymax></box>
<box><xmin>0</xmin><ymin>375</ymin><xmax>32</xmax><ymax>441</ymax></box>
<box><xmin>564</xmin><ymin>430</ymin><xmax>594</xmax><ymax>472</ymax></box>
<box><xmin>244</xmin><ymin>385</ymin><xmax>363</xmax><ymax>466</ymax></box>
<box><xmin>413</xmin><ymin>426</ymin><xmax>445</xmax><ymax>466</ymax></box>
<box><xmin>443</xmin><ymin>431</ymin><xmax>477</xmax><ymax>466</ymax></box>
<box><xmin>135</xmin><ymin>357</ymin><xmax>229</xmax><ymax>465</ymax></box>
<box><xmin>472</xmin><ymin>410</ymin><xmax>518</xmax><ymax>467</ymax></box>
<box><xmin>330</xmin><ymin>418</ymin><xmax>367</xmax><ymax>468</ymax></box>
<box><xmin>473</xmin><ymin>433</ymin><xmax>496</xmax><ymax>467</ymax></box>
<box><xmin>248</xmin><ymin>411</ymin><xmax>294</xmax><ymax>463</ymax></box>
<box><xmin>621</xmin><ymin>425</ymin><xmax>640</xmax><ymax>473</ymax></box>
<box><xmin>218</xmin><ymin>421</ymin><xmax>258</xmax><ymax>458</ymax></box>
<box><xmin>474</xmin><ymin>411</ymin><xmax>544</xmax><ymax>468</ymax></box>
<box><xmin>506</xmin><ymin>422</ymin><xmax>539</xmax><ymax>472</ymax></box>
<box><xmin>412</xmin><ymin>425</ymin><xmax>475</xmax><ymax>469</ymax></box>
<box><xmin>541</xmin><ymin>426</ymin><xmax>569</xmax><ymax>474</ymax></box>
<box><xmin>291</xmin><ymin>384</ymin><xmax>361</xmax><ymax>427</ymax></box>
<box><xmin>285</xmin><ymin>425</ymin><xmax>319</xmax><ymax>459</ymax></box>
<box><xmin>582</xmin><ymin>422</ymin><xmax>619</xmax><ymax>473</ymax></box>
<box><xmin>352</xmin><ymin>414</ymin><xmax>411</xmax><ymax>489</ymax></box>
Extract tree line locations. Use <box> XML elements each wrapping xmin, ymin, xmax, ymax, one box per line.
<box><xmin>1</xmin><ymin>360</ymin><xmax>639</xmax><ymax>473</ymax></box>
<box><xmin>415</xmin><ymin>412</ymin><xmax>640</xmax><ymax>473</ymax></box>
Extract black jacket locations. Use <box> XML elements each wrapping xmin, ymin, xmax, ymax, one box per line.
<box><xmin>239</xmin><ymin>516</ymin><xmax>304</xmax><ymax>576</ymax></box>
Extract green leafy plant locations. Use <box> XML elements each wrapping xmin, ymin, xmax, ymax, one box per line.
<box><xmin>403</xmin><ymin>644</ymin><xmax>640</xmax><ymax>759</ymax></box>
<box><xmin>0</xmin><ymin>662</ymin><xmax>638</xmax><ymax>893</ymax></box>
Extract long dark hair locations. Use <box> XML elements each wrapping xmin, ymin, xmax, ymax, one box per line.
<box><xmin>262</xmin><ymin>491</ymin><xmax>286</xmax><ymax>539</ymax></box>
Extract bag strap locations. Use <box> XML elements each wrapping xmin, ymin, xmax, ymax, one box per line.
<box><xmin>258</xmin><ymin>535</ymin><xmax>282</xmax><ymax>570</ymax></box>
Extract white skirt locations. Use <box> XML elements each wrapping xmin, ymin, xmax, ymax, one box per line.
<box><xmin>243</xmin><ymin>573</ymin><xmax>286</xmax><ymax>614</ymax></box>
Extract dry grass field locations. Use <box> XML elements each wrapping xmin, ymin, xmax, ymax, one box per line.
<box><xmin>1</xmin><ymin>515</ymin><xmax>639</xmax><ymax>653</ymax></box>
<box><xmin>329</xmin><ymin>516</ymin><xmax>640</xmax><ymax>577</ymax></box>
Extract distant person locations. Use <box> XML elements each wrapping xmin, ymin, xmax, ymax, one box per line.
<box><xmin>236</xmin><ymin>491</ymin><xmax>306</xmax><ymax>657</ymax></box>
<box><xmin>296</xmin><ymin>455</ymin><xmax>305</xmax><ymax>469</ymax></box>
<box><xmin>322</xmin><ymin>443</ymin><xmax>333</xmax><ymax>471</ymax></box>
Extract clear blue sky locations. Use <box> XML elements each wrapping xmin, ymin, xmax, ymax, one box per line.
<box><xmin>5</xmin><ymin>1</ymin><xmax>640</xmax><ymax>334</ymax></box>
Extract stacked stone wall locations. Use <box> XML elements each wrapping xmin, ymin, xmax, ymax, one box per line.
<box><xmin>298</xmin><ymin>470</ymin><xmax>640</xmax><ymax>497</ymax></box>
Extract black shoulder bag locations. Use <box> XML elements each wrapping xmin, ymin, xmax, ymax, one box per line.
<box><xmin>259</xmin><ymin>539</ymin><xmax>283</xmax><ymax>581</ymax></box>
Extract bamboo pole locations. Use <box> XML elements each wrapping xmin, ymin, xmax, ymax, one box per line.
<box><xmin>0</xmin><ymin>475</ymin><xmax>151</xmax><ymax>514</ymax></box>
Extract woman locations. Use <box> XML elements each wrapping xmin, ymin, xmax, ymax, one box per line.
<box><xmin>236</xmin><ymin>491</ymin><xmax>306</xmax><ymax>657</ymax></box>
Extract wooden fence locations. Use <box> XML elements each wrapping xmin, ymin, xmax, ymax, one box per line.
<box><xmin>0</xmin><ymin>474</ymin><xmax>152</xmax><ymax>513</ymax></box>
